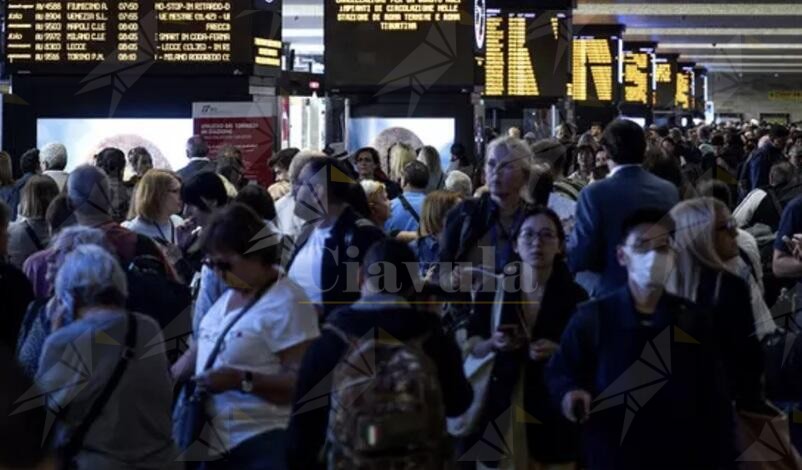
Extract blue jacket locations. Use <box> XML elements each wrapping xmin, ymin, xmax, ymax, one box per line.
<box><xmin>567</xmin><ymin>166</ymin><xmax>679</xmax><ymax>294</ymax></box>
<box><xmin>748</xmin><ymin>143</ymin><xmax>784</xmax><ymax>192</ymax></box>
<box><xmin>546</xmin><ymin>287</ymin><xmax>737</xmax><ymax>469</ymax></box>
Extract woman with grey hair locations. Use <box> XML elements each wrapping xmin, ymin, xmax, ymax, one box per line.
<box><xmin>444</xmin><ymin>170</ymin><xmax>473</xmax><ymax>199</ymax></box>
<box><xmin>16</xmin><ymin>226</ymin><xmax>109</xmax><ymax>378</ymax></box>
<box><xmin>36</xmin><ymin>244</ymin><xmax>178</xmax><ymax>469</ymax></box>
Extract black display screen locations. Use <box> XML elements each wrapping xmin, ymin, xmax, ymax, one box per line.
<box><xmin>324</xmin><ymin>0</ymin><xmax>475</xmax><ymax>90</ymax></box>
<box><xmin>4</xmin><ymin>0</ymin><xmax>281</xmax><ymax>74</ymax></box>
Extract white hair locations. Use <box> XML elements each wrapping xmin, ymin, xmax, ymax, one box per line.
<box><xmin>486</xmin><ymin>136</ymin><xmax>534</xmax><ymax>176</ymax></box>
<box><xmin>40</xmin><ymin>142</ymin><xmax>68</xmax><ymax>171</ymax></box>
<box><xmin>55</xmin><ymin>244</ymin><xmax>128</xmax><ymax>313</ymax></box>
<box><xmin>444</xmin><ymin>170</ymin><xmax>472</xmax><ymax>199</ymax></box>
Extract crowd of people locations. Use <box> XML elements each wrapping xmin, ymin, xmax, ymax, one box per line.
<box><xmin>2</xmin><ymin>118</ymin><xmax>802</xmax><ymax>469</ymax></box>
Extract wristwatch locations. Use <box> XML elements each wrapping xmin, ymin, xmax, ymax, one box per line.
<box><xmin>240</xmin><ymin>370</ymin><xmax>254</xmax><ymax>393</ymax></box>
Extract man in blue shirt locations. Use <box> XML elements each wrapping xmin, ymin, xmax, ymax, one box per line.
<box><xmin>385</xmin><ymin>160</ymin><xmax>428</xmax><ymax>234</ymax></box>
<box><xmin>748</xmin><ymin>125</ymin><xmax>789</xmax><ymax>192</ymax></box>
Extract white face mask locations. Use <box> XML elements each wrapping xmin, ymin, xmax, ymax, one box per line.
<box><xmin>625</xmin><ymin>248</ymin><xmax>675</xmax><ymax>289</ymax></box>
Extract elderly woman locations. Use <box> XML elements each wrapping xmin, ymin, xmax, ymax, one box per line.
<box><xmin>16</xmin><ymin>226</ymin><xmax>109</xmax><ymax>378</ymax></box>
<box><xmin>359</xmin><ymin>179</ymin><xmax>391</xmax><ymax>228</ymax></box>
<box><xmin>7</xmin><ymin>175</ymin><xmax>59</xmax><ymax>268</ymax></box>
<box><xmin>36</xmin><ymin>244</ymin><xmax>178</xmax><ymax>469</ymax></box>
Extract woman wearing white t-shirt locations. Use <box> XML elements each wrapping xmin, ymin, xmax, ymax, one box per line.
<box><xmin>172</xmin><ymin>203</ymin><xmax>319</xmax><ymax>469</ymax></box>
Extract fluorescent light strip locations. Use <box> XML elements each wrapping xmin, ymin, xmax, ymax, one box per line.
<box><xmin>628</xmin><ymin>28</ymin><xmax>802</xmax><ymax>36</ymax></box>
<box><xmin>660</xmin><ymin>43</ymin><xmax>802</xmax><ymax>50</ymax></box>
<box><xmin>283</xmin><ymin>29</ymin><xmax>324</xmax><ymax>38</ymax></box>
<box><xmin>575</xmin><ymin>3</ymin><xmax>802</xmax><ymax>16</ymax></box>
<box><xmin>283</xmin><ymin>5</ymin><xmax>323</xmax><ymax>17</ymax></box>
<box><xmin>699</xmin><ymin>63</ymin><xmax>802</xmax><ymax>67</ymax></box>
<box><xmin>684</xmin><ymin>55</ymin><xmax>802</xmax><ymax>60</ymax></box>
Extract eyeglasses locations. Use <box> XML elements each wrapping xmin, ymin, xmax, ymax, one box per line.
<box><xmin>518</xmin><ymin>229</ymin><xmax>558</xmax><ymax>243</ymax></box>
<box><xmin>202</xmin><ymin>257</ymin><xmax>232</xmax><ymax>273</ymax></box>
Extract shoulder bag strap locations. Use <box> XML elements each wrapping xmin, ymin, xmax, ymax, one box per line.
<box><xmin>61</xmin><ymin>313</ymin><xmax>138</xmax><ymax>461</ymax></box>
<box><xmin>201</xmin><ymin>281</ymin><xmax>275</xmax><ymax>372</ymax></box>
<box><xmin>398</xmin><ymin>194</ymin><xmax>421</xmax><ymax>223</ymax></box>
<box><xmin>23</xmin><ymin>221</ymin><xmax>45</xmax><ymax>251</ymax></box>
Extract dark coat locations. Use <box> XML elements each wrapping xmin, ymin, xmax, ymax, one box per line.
<box><xmin>546</xmin><ymin>287</ymin><xmax>737</xmax><ymax>469</ymax></box>
<box><xmin>286</xmin><ymin>303</ymin><xmax>473</xmax><ymax>470</ymax></box>
<box><xmin>176</xmin><ymin>159</ymin><xmax>215</xmax><ymax>183</ymax></box>
<box><xmin>748</xmin><ymin>143</ymin><xmax>784</xmax><ymax>191</ymax></box>
<box><xmin>439</xmin><ymin>193</ymin><xmax>501</xmax><ymax>265</ymax></box>
<box><xmin>285</xmin><ymin>206</ymin><xmax>385</xmax><ymax>319</ymax></box>
<box><xmin>465</xmin><ymin>262</ymin><xmax>588</xmax><ymax>462</ymax></box>
<box><xmin>567</xmin><ymin>165</ymin><xmax>679</xmax><ymax>294</ymax></box>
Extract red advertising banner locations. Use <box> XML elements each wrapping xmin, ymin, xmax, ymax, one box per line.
<box><xmin>192</xmin><ymin>102</ymin><xmax>276</xmax><ymax>187</ymax></box>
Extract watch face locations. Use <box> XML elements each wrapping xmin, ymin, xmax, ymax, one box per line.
<box><xmin>474</xmin><ymin>0</ymin><xmax>486</xmax><ymax>50</ymax></box>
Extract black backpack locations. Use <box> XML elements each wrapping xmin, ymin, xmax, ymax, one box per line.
<box><xmin>125</xmin><ymin>235</ymin><xmax>192</xmax><ymax>363</ymax></box>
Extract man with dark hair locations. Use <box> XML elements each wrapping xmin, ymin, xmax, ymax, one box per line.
<box><xmin>7</xmin><ymin>148</ymin><xmax>41</xmax><ymax>220</ymax></box>
<box><xmin>95</xmin><ymin>147</ymin><xmax>131</xmax><ymax>222</ymax></box>
<box><xmin>177</xmin><ymin>135</ymin><xmax>215</xmax><ymax>182</ymax></box>
<box><xmin>735</xmin><ymin>160</ymin><xmax>802</xmax><ymax>231</ymax></box>
<box><xmin>287</xmin><ymin>239</ymin><xmax>472</xmax><ymax>470</ymax></box>
<box><xmin>747</xmin><ymin>124</ymin><xmax>790</xmax><ymax>191</ymax></box>
<box><xmin>549</xmin><ymin>209</ymin><xmax>738</xmax><ymax>469</ymax></box>
<box><xmin>268</xmin><ymin>147</ymin><xmax>300</xmax><ymax>200</ymax></box>
<box><xmin>385</xmin><ymin>160</ymin><xmax>428</xmax><ymax>234</ymax></box>
<box><xmin>568</xmin><ymin>119</ymin><xmax>679</xmax><ymax>295</ymax></box>
<box><xmin>286</xmin><ymin>156</ymin><xmax>385</xmax><ymax>318</ymax></box>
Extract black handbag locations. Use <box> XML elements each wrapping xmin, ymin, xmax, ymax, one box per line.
<box><xmin>173</xmin><ymin>282</ymin><xmax>275</xmax><ymax>456</ymax></box>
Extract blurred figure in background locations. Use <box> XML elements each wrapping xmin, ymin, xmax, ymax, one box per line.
<box><xmin>7</xmin><ymin>175</ymin><xmax>59</xmax><ymax>268</ymax></box>
<box><xmin>418</xmin><ymin>145</ymin><xmax>445</xmax><ymax>193</ymax></box>
<box><xmin>126</xmin><ymin>146</ymin><xmax>153</xmax><ymax>189</ymax></box>
<box><xmin>445</xmin><ymin>169</ymin><xmax>473</xmax><ymax>199</ymax></box>
<box><xmin>40</xmin><ymin>142</ymin><xmax>69</xmax><ymax>192</ymax></box>
<box><xmin>268</xmin><ymin>147</ymin><xmax>299</xmax><ymax>201</ymax></box>
<box><xmin>95</xmin><ymin>147</ymin><xmax>131</xmax><ymax>223</ymax></box>
<box><xmin>360</xmin><ymin>180</ymin><xmax>392</xmax><ymax>228</ymax></box>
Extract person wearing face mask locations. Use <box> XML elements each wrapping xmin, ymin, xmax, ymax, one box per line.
<box><xmin>459</xmin><ymin>207</ymin><xmax>587</xmax><ymax>469</ymax></box>
<box><xmin>547</xmin><ymin>209</ymin><xmax>741</xmax><ymax>469</ymax></box>
<box><xmin>171</xmin><ymin>203</ymin><xmax>319</xmax><ymax>469</ymax></box>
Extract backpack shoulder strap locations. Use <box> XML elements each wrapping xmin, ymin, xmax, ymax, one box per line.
<box><xmin>23</xmin><ymin>221</ymin><xmax>45</xmax><ymax>251</ymax></box>
<box><xmin>397</xmin><ymin>194</ymin><xmax>420</xmax><ymax>223</ymax></box>
<box><xmin>61</xmin><ymin>313</ymin><xmax>138</xmax><ymax>460</ymax></box>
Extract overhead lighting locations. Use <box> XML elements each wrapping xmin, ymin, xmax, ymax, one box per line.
<box><xmin>575</xmin><ymin>3</ymin><xmax>802</xmax><ymax>16</ymax></box>
<box><xmin>660</xmin><ymin>43</ymin><xmax>802</xmax><ymax>50</ymax></box>
<box><xmin>683</xmin><ymin>55</ymin><xmax>802</xmax><ymax>60</ymax></box>
<box><xmin>283</xmin><ymin>29</ymin><xmax>324</xmax><ymax>38</ymax></box>
<box><xmin>628</xmin><ymin>28</ymin><xmax>802</xmax><ymax>36</ymax></box>
<box><xmin>703</xmin><ymin>63</ymin><xmax>802</xmax><ymax>67</ymax></box>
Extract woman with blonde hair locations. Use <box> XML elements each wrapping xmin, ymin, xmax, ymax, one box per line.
<box><xmin>668</xmin><ymin>197</ymin><xmax>767</xmax><ymax>406</ymax></box>
<box><xmin>124</xmin><ymin>169</ymin><xmax>184</xmax><ymax>246</ymax></box>
<box><xmin>412</xmin><ymin>190</ymin><xmax>461</xmax><ymax>278</ymax></box>
<box><xmin>359</xmin><ymin>179</ymin><xmax>391</xmax><ymax>228</ymax></box>
<box><xmin>387</xmin><ymin>142</ymin><xmax>416</xmax><ymax>199</ymax></box>
<box><xmin>7</xmin><ymin>175</ymin><xmax>59</xmax><ymax>267</ymax></box>
<box><xmin>417</xmin><ymin>145</ymin><xmax>445</xmax><ymax>193</ymax></box>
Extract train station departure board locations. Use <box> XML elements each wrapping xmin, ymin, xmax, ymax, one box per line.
<box><xmin>654</xmin><ymin>54</ymin><xmax>677</xmax><ymax>109</ymax></box>
<box><xmin>675</xmin><ymin>64</ymin><xmax>694</xmax><ymax>110</ymax></box>
<box><xmin>570</xmin><ymin>25</ymin><xmax>622</xmax><ymax>103</ymax></box>
<box><xmin>4</xmin><ymin>0</ymin><xmax>281</xmax><ymax>74</ymax></box>
<box><xmin>483</xmin><ymin>9</ymin><xmax>569</xmax><ymax>98</ymax></box>
<box><xmin>324</xmin><ymin>0</ymin><xmax>474</xmax><ymax>89</ymax></box>
<box><xmin>622</xmin><ymin>43</ymin><xmax>654</xmax><ymax>106</ymax></box>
